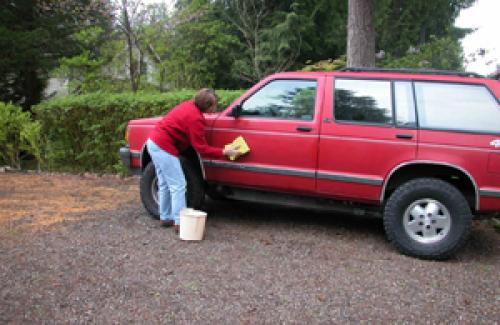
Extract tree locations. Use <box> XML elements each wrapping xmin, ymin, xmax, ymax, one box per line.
<box><xmin>137</xmin><ymin>2</ymin><xmax>172</xmax><ymax>90</ymax></box>
<box><xmin>216</xmin><ymin>0</ymin><xmax>311</xmax><ymax>83</ymax></box>
<box><xmin>217</xmin><ymin>0</ymin><xmax>272</xmax><ymax>82</ymax></box>
<box><xmin>115</xmin><ymin>0</ymin><xmax>145</xmax><ymax>92</ymax></box>
<box><xmin>54</xmin><ymin>27</ymin><xmax>112</xmax><ymax>94</ymax></box>
<box><xmin>138</xmin><ymin>1</ymin><xmax>223</xmax><ymax>90</ymax></box>
<box><xmin>375</xmin><ymin>0</ymin><xmax>474</xmax><ymax>58</ymax></box>
<box><xmin>381</xmin><ymin>36</ymin><xmax>465</xmax><ymax>71</ymax></box>
<box><xmin>347</xmin><ymin>0</ymin><xmax>375</xmax><ymax>67</ymax></box>
<box><xmin>43</xmin><ymin>0</ymin><xmax>478</xmax><ymax>94</ymax></box>
<box><xmin>0</xmin><ymin>0</ymin><xmax>113</xmax><ymax>110</ymax></box>
<box><xmin>298</xmin><ymin>0</ymin><xmax>347</xmax><ymax>64</ymax></box>
<box><xmin>162</xmin><ymin>1</ymin><xmax>239</xmax><ymax>88</ymax></box>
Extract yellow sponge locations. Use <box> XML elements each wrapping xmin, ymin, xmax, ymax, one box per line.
<box><xmin>224</xmin><ymin>136</ymin><xmax>250</xmax><ymax>160</ymax></box>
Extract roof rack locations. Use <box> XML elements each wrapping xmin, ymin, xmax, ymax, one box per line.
<box><xmin>339</xmin><ymin>67</ymin><xmax>484</xmax><ymax>78</ymax></box>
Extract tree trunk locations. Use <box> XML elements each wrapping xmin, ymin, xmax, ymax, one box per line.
<box><xmin>347</xmin><ymin>0</ymin><xmax>375</xmax><ymax>68</ymax></box>
<box><xmin>122</xmin><ymin>0</ymin><xmax>138</xmax><ymax>92</ymax></box>
<box><xmin>22</xmin><ymin>67</ymin><xmax>43</xmax><ymax>112</ymax></box>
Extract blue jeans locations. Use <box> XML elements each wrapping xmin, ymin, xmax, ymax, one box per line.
<box><xmin>147</xmin><ymin>139</ymin><xmax>186</xmax><ymax>225</ymax></box>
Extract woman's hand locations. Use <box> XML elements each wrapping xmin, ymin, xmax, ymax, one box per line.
<box><xmin>223</xmin><ymin>144</ymin><xmax>241</xmax><ymax>159</ymax></box>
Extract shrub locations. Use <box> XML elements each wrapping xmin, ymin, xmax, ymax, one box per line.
<box><xmin>381</xmin><ymin>36</ymin><xmax>464</xmax><ymax>71</ymax></box>
<box><xmin>302</xmin><ymin>56</ymin><xmax>346</xmax><ymax>71</ymax></box>
<box><xmin>33</xmin><ymin>90</ymin><xmax>244</xmax><ymax>173</ymax></box>
<box><xmin>0</xmin><ymin>102</ymin><xmax>42</xmax><ymax>169</ymax></box>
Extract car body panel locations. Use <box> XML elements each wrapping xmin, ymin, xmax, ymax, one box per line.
<box><xmin>123</xmin><ymin>70</ymin><xmax>500</xmax><ymax>213</ymax></box>
<box><xmin>204</xmin><ymin>75</ymin><xmax>325</xmax><ymax>194</ymax></box>
<box><xmin>316</xmin><ymin>75</ymin><xmax>418</xmax><ymax>202</ymax></box>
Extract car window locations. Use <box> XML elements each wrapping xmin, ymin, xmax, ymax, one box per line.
<box><xmin>334</xmin><ymin>79</ymin><xmax>393</xmax><ymax>125</ymax></box>
<box><xmin>415</xmin><ymin>82</ymin><xmax>500</xmax><ymax>134</ymax></box>
<box><xmin>241</xmin><ymin>79</ymin><xmax>317</xmax><ymax>120</ymax></box>
<box><xmin>395</xmin><ymin>81</ymin><xmax>416</xmax><ymax>127</ymax></box>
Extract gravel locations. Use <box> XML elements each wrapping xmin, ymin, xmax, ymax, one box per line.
<box><xmin>0</xmin><ymin>172</ymin><xmax>499</xmax><ymax>324</ymax></box>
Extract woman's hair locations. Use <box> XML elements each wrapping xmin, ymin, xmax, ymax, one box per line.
<box><xmin>194</xmin><ymin>88</ymin><xmax>218</xmax><ymax>112</ymax></box>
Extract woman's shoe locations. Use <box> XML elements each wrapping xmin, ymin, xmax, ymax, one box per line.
<box><xmin>159</xmin><ymin>220</ymin><xmax>174</xmax><ymax>227</ymax></box>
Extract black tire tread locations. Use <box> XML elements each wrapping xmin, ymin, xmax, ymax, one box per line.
<box><xmin>383</xmin><ymin>178</ymin><xmax>472</xmax><ymax>260</ymax></box>
<box><xmin>180</xmin><ymin>157</ymin><xmax>205</xmax><ymax>209</ymax></box>
<box><xmin>139</xmin><ymin>159</ymin><xmax>205</xmax><ymax>220</ymax></box>
<box><xmin>139</xmin><ymin>162</ymin><xmax>159</xmax><ymax>219</ymax></box>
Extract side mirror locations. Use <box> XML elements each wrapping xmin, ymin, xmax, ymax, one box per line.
<box><xmin>230</xmin><ymin>103</ymin><xmax>242</xmax><ymax>117</ymax></box>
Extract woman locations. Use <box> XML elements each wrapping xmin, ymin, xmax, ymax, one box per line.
<box><xmin>147</xmin><ymin>88</ymin><xmax>240</xmax><ymax>233</ymax></box>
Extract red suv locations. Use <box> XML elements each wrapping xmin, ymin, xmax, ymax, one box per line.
<box><xmin>120</xmin><ymin>68</ymin><xmax>500</xmax><ymax>259</ymax></box>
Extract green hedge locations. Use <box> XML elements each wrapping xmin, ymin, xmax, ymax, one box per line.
<box><xmin>33</xmin><ymin>90</ymin><xmax>244</xmax><ymax>173</ymax></box>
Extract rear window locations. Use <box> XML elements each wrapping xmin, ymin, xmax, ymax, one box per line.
<box><xmin>414</xmin><ymin>82</ymin><xmax>500</xmax><ymax>134</ymax></box>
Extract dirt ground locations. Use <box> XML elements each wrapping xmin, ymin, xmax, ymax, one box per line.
<box><xmin>0</xmin><ymin>172</ymin><xmax>499</xmax><ymax>324</ymax></box>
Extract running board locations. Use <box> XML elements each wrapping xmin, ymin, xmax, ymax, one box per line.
<box><xmin>210</xmin><ymin>185</ymin><xmax>382</xmax><ymax>218</ymax></box>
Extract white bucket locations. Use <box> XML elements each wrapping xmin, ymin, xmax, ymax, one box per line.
<box><xmin>179</xmin><ymin>208</ymin><xmax>207</xmax><ymax>241</ymax></box>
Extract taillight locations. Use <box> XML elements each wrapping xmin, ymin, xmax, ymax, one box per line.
<box><xmin>125</xmin><ymin>127</ymin><xmax>129</xmax><ymax>144</ymax></box>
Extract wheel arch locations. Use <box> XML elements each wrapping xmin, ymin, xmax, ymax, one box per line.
<box><xmin>140</xmin><ymin>142</ymin><xmax>151</xmax><ymax>172</ymax></box>
<box><xmin>381</xmin><ymin>161</ymin><xmax>479</xmax><ymax>211</ymax></box>
<box><xmin>181</xmin><ymin>146</ymin><xmax>206</xmax><ymax>181</ymax></box>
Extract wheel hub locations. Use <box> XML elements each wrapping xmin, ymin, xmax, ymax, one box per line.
<box><xmin>403</xmin><ymin>199</ymin><xmax>451</xmax><ymax>244</ymax></box>
<box><xmin>151</xmin><ymin>176</ymin><xmax>189</xmax><ymax>206</ymax></box>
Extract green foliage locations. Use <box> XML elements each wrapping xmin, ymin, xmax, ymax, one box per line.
<box><xmin>290</xmin><ymin>87</ymin><xmax>316</xmax><ymax>119</ymax></box>
<box><xmin>33</xmin><ymin>90</ymin><xmax>244</xmax><ymax>173</ymax></box>
<box><xmin>2</xmin><ymin>0</ymin><xmax>476</xmax><ymax>110</ymax></box>
<box><xmin>290</xmin><ymin>0</ymin><xmax>348</xmax><ymax>66</ymax></box>
<box><xmin>162</xmin><ymin>3</ymin><xmax>240</xmax><ymax>89</ymax></box>
<box><xmin>302</xmin><ymin>57</ymin><xmax>346</xmax><ymax>71</ymax></box>
<box><xmin>260</xmin><ymin>4</ymin><xmax>313</xmax><ymax>72</ymax></box>
<box><xmin>217</xmin><ymin>0</ymin><xmax>322</xmax><ymax>83</ymax></box>
<box><xmin>381</xmin><ymin>37</ymin><xmax>465</xmax><ymax>71</ymax></box>
<box><xmin>0</xmin><ymin>0</ymin><xmax>113</xmax><ymax>110</ymax></box>
<box><xmin>0</xmin><ymin>102</ymin><xmax>41</xmax><ymax>168</ymax></box>
<box><xmin>54</xmin><ymin>26</ymin><xmax>111</xmax><ymax>94</ymax></box>
<box><xmin>375</xmin><ymin>0</ymin><xmax>474</xmax><ymax>58</ymax></box>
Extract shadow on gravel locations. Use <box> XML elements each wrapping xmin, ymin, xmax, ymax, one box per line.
<box><xmin>203</xmin><ymin>198</ymin><xmax>386</xmax><ymax>238</ymax></box>
<box><xmin>199</xmin><ymin>198</ymin><xmax>499</xmax><ymax>262</ymax></box>
<box><xmin>457</xmin><ymin>222</ymin><xmax>499</xmax><ymax>261</ymax></box>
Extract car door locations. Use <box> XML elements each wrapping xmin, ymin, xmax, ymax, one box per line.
<box><xmin>204</xmin><ymin>76</ymin><xmax>324</xmax><ymax>194</ymax></box>
<box><xmin>317</xmin><ymin>76</ymin><xmax>418</xmax><ymax>202</ymax></box>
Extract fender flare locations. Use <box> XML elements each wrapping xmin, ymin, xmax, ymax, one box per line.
<box><xmin>381</xmin><ymin>160</ymin><xmax>479</xmax><ymax>211</ymax></box>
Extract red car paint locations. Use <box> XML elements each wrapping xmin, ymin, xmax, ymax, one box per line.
<box><xmin>124</xmin><ymin>70</ymin><xmax>500</xmax><ymax>213</ymax></box>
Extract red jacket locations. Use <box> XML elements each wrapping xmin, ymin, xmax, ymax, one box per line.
<box><xmin>149</xmin><ymin>100</ymin><xmax>223</xmax><ymax>159</ymax></box>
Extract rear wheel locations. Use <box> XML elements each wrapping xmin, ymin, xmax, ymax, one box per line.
<box><xmin>383</xmin><ymin>178</ymin><xmax>472</xmax><ymax>260</ymax></box>
<box><xmin>139</xmin><ymin>159</ymin><xmax>205</xmax><ymax>219</ymax></box>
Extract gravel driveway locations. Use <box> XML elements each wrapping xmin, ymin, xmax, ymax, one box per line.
<box><xmin>0</xmin><ymin>172</ymin><xmax>499</xmax><ymax>324</ymax></box>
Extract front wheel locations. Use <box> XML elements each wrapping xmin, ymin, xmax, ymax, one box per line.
<box><xmin>139</xmin><ymin>159</ymin><xmax>205</xmax><ymax>219</ymax></box>
<box><xmin>383</xmin><ymin>178</ymin><xmax>472</xmax><ymax>260</ymax></box>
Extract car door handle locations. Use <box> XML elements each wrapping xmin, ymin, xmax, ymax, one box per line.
<box><xmin>296</xmin><ymin>126</ymin><xmax>312</xmax><ymax>132</ymax></box>
<box><xmin>396</xmin><ymin>133</ymin><xmax>413</xmax><ymax>139</ymax></box>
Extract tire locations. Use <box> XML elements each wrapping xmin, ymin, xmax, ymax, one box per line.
<box><xmin>140</xmin><ymin>162</ymin><xmax>160</xmax><ymax>218</ymax></box>
<box><xmin>181</xmin><ymin>157</ymin><xmax>205</xmax><ymax>209</ymax></box>
<box><xmin>139</xmin><ymin>159</ymin><xmax>205</xmax><ymax>219</ymax></box>
<box><xmin>383</xmin><ymin>178</ymin><xmax>472</xmax><ymax>260</ymax></box>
